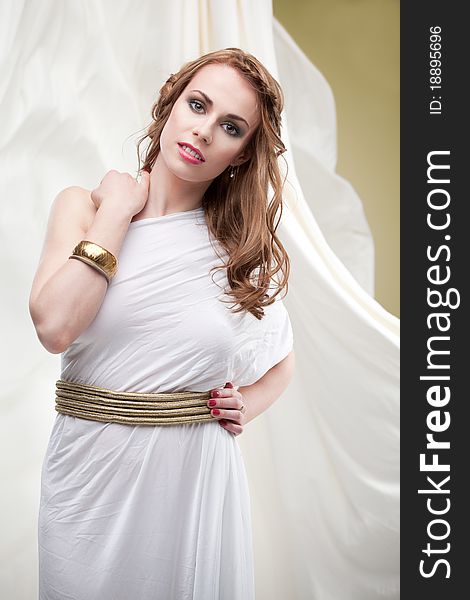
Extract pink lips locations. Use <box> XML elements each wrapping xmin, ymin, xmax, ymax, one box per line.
<box><xmin>177</xmin><ymin>143</ymin><xmax>205</xmax><ymax>164</ymax></box>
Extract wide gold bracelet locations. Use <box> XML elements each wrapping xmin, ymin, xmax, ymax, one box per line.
<box><xmin>69</xmin><ymin>240</ymin><xmax>118</xmax><ymax>284</ymax></box>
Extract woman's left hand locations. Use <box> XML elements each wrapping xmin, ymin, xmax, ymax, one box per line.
<box><xmin>208</xmin><ymin>382</ymin><xmax>247</xmax><ymax>436</ymax></box>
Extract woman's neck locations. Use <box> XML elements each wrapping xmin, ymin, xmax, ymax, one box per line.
<box><xmin>137</xmin><ymin>154</ymin><xmax>211</xmax><ymax>219</ymax></box>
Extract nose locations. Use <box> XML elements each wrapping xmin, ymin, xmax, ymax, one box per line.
<box><xmin>192</xmin><ymin>121</ymin><xmax>212</xmax><ymax>144</ymax></box>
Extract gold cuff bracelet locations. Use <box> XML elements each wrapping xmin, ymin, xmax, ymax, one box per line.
<box><xmin>69</xmin><ymin>240</ymin><xmax>118</xmax><ymax>284</ymax></box>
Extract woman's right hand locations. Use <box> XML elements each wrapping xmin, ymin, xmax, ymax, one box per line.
<box><xmin>90</xmin><ymin>169</ymin><xmax>151</xmax><ymax>218</ymax></box>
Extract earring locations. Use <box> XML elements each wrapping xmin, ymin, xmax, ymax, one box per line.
<box><xmin>229</xmin><ymin>165</ymin><xmax>235</xmax><ymax>179</ymax></box>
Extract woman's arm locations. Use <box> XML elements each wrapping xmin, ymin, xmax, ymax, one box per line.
<box><xmin>29</xmin><ymin>187</ymin><xmax>131</xmax><ymax>354</ymax></box>
<box><xmin>239</xmin><ymin>349</ymin><xmax>295</xmax><ymax>424</ymax></box>
<box><xmin>29</xmin><ymin>171</ymin><xmax>150</xmax><ymax>354</ymax></box>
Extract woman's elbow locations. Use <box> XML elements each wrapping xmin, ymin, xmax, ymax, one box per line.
<box><xmin>34</xmin><ymin>323</ymin><xmax>67</xmax><ymax>354</ymax></box>
<box><xmin>29</xmin><ymin>305</ymin><xmax>68</xmax><ymax>354</ymax></box>
<box><xmin>285</xmin><ymin>349</ymin><xmax>296</xmax><ymax>379</ymax></box>
<box><xmin>273</xmin><ymin>349</ymin><xmax>296</xmax><ymax>381</ymax></box>
<box><xmin>281</xmin><ymin>348</ymin><xmax>295</xmax><ymax>369</ymax></box>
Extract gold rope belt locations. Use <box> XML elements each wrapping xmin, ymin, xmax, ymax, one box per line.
<box><xmin>55</xmin><ymin>379</ymin><xmax>215</xmax><ymax>426</ymax></box>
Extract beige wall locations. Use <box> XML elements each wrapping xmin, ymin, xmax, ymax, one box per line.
<box><xmin>273</xmin><ymin>0</ymin><xmax>400</xmax><ymax>317</ymax></box>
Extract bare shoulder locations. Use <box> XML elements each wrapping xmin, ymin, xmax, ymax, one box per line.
<box><xmin>53</xmin><ymin>185</ymin><xmax>97</xmax><ymax>232</ymax></box>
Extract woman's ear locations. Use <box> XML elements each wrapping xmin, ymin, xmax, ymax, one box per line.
<box><xmin>233</xmin><ymin>149</ymin><xmax>252</xmax><ymax>167</ymax></box>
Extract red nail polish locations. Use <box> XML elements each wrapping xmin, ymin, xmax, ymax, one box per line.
<box><xmin>225</xmin><ymin>382</ymin><xmax>233</xmax><ymax>388</ymax></box>
<box><xmin>212</xmin><ymin>390</ymin><xmax>220</xmax><ymax>397</ymax></box>
<box><xmin>208</xmin><ymin>400</ymin><xmax>217</xmax><ymax>407</ymax></box>
<box><xmin>220</xmin><ymin>420</ymin><xmax>227</xmax><ymax>425</ymax></box>
<box><xmin>212</xmin><ymin>409</ymin><xmax>220</xmax><ymax>416</ymax></box>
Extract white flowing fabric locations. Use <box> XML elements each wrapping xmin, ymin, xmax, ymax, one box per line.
<box><xmin>0</xmin><ymin>1</ymin><xmax>399</xmax><ymax>599</ymax></box>
<box><xmin>39</xmin><ymin>207</ymin><xmax>292</xmax><ymax>599</ymax></box>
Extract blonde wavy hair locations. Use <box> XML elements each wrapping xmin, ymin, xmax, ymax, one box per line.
<box><xmin>136</xmin><ymin>48</ymin><xmax>289</xmax><ymax>320</ymax></box>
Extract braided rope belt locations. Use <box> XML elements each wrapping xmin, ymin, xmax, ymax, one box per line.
<box><xmin>55</xmin><ymin>379</ymin><xmax>214</xmax><ymax>426</ymax></box>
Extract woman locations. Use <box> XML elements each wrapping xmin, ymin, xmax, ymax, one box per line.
<box><xmin>30</xmin><ymin>48</ymin><xmax>295</xmax><ymax>599</ymax></box>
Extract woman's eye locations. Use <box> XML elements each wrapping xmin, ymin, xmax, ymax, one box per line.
<box><xmin>189</xmin><ymin>99</ymin><xmax>204</xmax><ymax>112</ymax></box>
<box><xmin>223</xmin><ymin>123</ymin><xmax>240</xmax><ymax>136</ymax></box>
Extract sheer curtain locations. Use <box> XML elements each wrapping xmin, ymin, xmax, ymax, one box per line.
<box><xmin>0</xmin><ymin>1</ymin><xmax>399</xmax><ymax>598</ymax></box>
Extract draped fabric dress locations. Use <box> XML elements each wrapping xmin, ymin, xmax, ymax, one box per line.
<box><xmin>38</xmin><ymin>206</ymin><xmax>294</xmax><ymax>600</ymax></box>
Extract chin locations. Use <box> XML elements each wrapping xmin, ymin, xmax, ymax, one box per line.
<box><xmin>172</xmin><ymin>164</ymin><xmax>206</xmax><ymax>183</ymax></box>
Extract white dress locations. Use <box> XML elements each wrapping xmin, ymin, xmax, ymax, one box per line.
<box><xmin>38</xmin><ymin>207</ymin><xmax>294</xmax><ymax>600</ymax></box>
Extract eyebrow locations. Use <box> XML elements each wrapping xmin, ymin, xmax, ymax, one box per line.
<box><xmin>189</xmin><ymin>89</ymin><xmax>250</xmax><ymax>128</ymax></box>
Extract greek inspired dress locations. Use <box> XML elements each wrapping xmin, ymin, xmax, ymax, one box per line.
<box><xmin>38</xmin><ymin>207</ymin><xmax>293</xmax><ymax>600</ymax></box>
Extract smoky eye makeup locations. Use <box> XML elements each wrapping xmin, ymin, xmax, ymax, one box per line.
<box><xmin>187</xmin><ymin>95</ymin><xmax>243</xmax><ymax>137</ymax></box>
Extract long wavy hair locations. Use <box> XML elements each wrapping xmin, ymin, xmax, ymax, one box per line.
<box><xmin>136</xmin><ymin>48</ymin><xmax>289</xmax><ymax>320</ymax></box>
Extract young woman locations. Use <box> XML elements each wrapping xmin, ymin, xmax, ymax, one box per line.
<box><xmin>30</xmin><ymin>47</ymin><xmax>295</xmax><ymax>599</ymax></box>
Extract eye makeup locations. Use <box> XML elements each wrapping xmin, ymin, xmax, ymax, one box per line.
<box><xmin>187</xmin><ymin>90</ymin><xmax>248</xmax><ymax>136</ymax></box>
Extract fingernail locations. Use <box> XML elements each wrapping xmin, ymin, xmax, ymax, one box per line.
<box><xmin>211</xmin><ymin>390</ymin><xmax>220</xmax><ymax>397</ymax></box>
<box><xmin>212</xmin><ymin>409</ymin><xmax>220</xmax><ymax>416</ymax></box>
<box><xmin>225</xmin><ymin>382</ymin><xmax>234</xmax><ymax>388</ymax></box>
<box><xmin>220</xmin><ymin>420</ymin><xmax>227</xmax><ymax>425</ymax></box>
<box><xmin>208</xmin><ymin>400</ymin><xmax>217</xmax><ymax>407</ymax></box>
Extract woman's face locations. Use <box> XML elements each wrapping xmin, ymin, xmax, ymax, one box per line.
<box><xmin>159</xmin><ymin>63</ymin><xmax>260</xmax><ymax>183</ymax></box>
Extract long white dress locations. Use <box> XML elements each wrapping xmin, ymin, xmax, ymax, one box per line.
<box><xmin>38</xmin><ymin>206</ymin><xmax>294</xmax><ymax>600</ymax></box>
